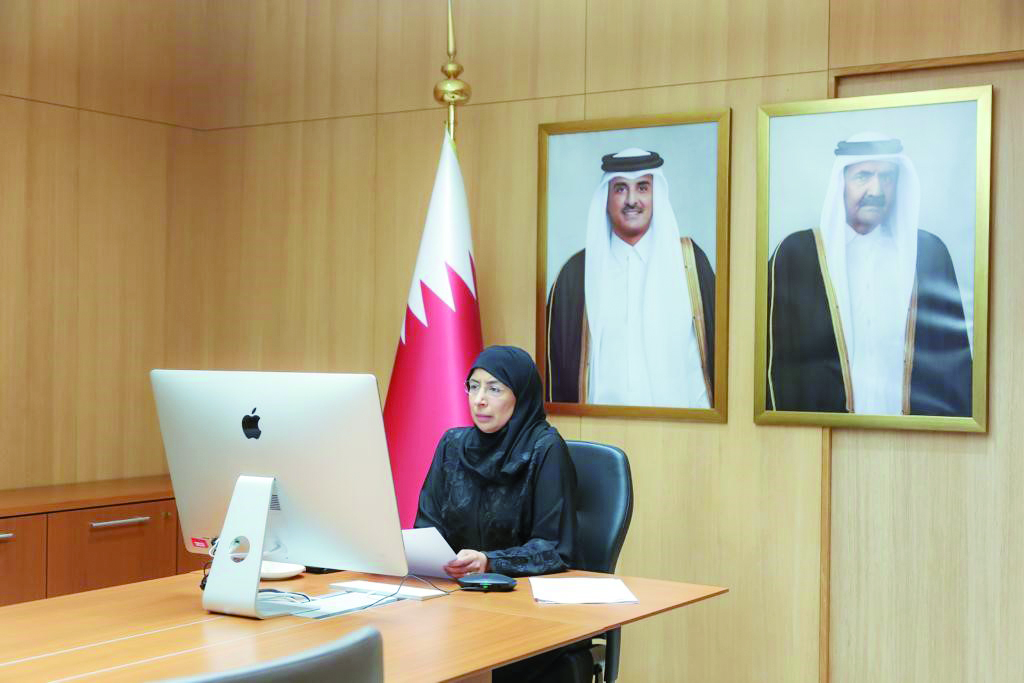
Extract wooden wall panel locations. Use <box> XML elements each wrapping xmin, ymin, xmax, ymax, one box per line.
<box><xmin>0</xmin><ymin>99</ymin><xmax>79</xmax><ymax>490</ymax></box>
<box><xmin>831</xmin><ymin>61</ymin><xmax>1024</xmax><ymax>683</ymax></box>
<box><xmin>77</xmin><ymin>0</ymin><xmax>203</xmax><ymax>127</ymax></box>
<box><xmin>165</xmin><ymin>126</ymin><xmax>209</xmax><ymax>367</ymax></box>
<box><xmin>165</xmin><ymin>116</ymin><xmax>378</xmax><ymax>375</ymax></box>
<box><xmin>196</xmin><ymin>0</ymin><xmax>378</xmax><ymax>130</ymax></box>
<box><xmin>372</xmin><ymin>97</ymin><xmax>585</xmax><ymax>391</ymax></box>
<box><xmin>830</xmin><ymin>0</ymin><xmax>1024</xmax><ymax>69</ymax></box>
<box><xmin>0</xmin><ymin>102</ymin><xmax>172</xmax><ymax>490</ymax></box>
<box><xmin>0</xmin><ymin>0</ymin><xmax>204</xmax><ymax>128</ymax></box>
<box><xmin>0</xmin><ymin>1</ymin><xmax>379</xmax><ymax>130</ymax></box>
<box><xmin>583</xmin><ymin>72</ymin><xmax>827</xmax><ymax>682</ymax></box>
<box><xmin>450</xmin><ymin>98</ymin><xmax>588</xmax><ymax>350</ymax></box>
<box><xmin>376</xmin><ymin>0</ymin><xmax>586</xmax><ymax>114</ymax></box>
<box><xmin>372</xmin><ymin>111</ymin><xmax>448</xmax><ymax>389</ymax></box>
<box><xmin>0</xmin><ymin>0</ymin><xmax>79</xmax><ymax>108</ymax></box>
<box><xmin>586</xmin><ymin>0</ymin><xmax>828</xmax><ymax>94</ymax></box>
<box><xmin>75</xmin><ymin>112</ymin><xmax>169</xmax><ymax>482</ymax></box>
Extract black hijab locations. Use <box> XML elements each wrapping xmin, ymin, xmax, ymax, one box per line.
<box><xmin>459</xmin><ymin>346</ymin><xmax>550</xmax><ymax>484</ymax></box>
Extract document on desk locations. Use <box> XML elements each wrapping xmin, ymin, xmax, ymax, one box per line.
<box><xmin>528</xmin><ymin>577</ymin><xmax>639</xmax><ymax>604</ymax></box>
<box><xmin>290</xmin><ymin>591</ymin><xmax>400</xmax><ymax>619</ymax></box>
<box><xmin>402</xmin><ymin>527</ymin><xmax>457</xmax><ymax>578</ymax></box>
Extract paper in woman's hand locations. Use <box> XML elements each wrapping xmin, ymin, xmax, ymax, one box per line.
<box><xmin>402</xmin><ymin>527</ymin><xmax>457</xmax><ymax>578</ymax></box>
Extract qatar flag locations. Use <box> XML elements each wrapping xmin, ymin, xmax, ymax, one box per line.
<box><xmin>383</xmin><ymin>130</ymin><xmax>483</xmax><ymax>528</ymax></box>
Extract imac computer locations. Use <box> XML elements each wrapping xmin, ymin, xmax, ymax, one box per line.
<box><xmin>150</xmin><ymin>370</ymin><xmax>409</xmax><ymax>618</ymax></box>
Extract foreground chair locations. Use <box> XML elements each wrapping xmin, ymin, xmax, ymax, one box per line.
<box><xmin>566</xmin><ymin>440</ymin><xmax>634</xmax><ymax>683</ymax></box>
<box><xmin>157</xmin><ymin>626</ymin><xmax>383</xmax><ymax>683</ymax></box>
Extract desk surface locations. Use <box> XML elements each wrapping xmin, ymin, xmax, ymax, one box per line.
<box><xmin>0</xmin><ymin>570</ymin><xmax>725</xmax><ymax>682</ymax></box>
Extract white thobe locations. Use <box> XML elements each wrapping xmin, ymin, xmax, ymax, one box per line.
<box><xmin>588</xmin><ymin>233</ymin><xmax>653</xmax><ymax>405</ymax></box>
<box><xmin>845</xmin><ymin>224</ymin><xmax>906</xmax><ymax>414</ymax></box>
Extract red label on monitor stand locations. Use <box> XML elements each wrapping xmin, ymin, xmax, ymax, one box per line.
<box><xmin>191</xmin><ymin>537</ymin><xmax>210</xmax><ymax>549</ymax></box>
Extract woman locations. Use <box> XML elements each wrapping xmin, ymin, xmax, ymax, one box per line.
<box><xmin>415</xmin><ymin>345</ymin><xmax>578</xmax><ymax>578</ymax></box>
<box><xmin>416</xmin><ymin>346</ymin><xmax>588</xmax><ymax>682</ymax></box>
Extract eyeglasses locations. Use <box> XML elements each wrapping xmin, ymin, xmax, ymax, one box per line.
<box><xmin>465</xmin><ymin>379</ymin><xmax>509</xmax><ymax>398</ymax></box>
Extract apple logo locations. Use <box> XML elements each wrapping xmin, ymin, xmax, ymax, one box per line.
<box><xmin>242</xmin><ymin>407</ymin><xmax>261</xmax><ymax>439</ymax></box>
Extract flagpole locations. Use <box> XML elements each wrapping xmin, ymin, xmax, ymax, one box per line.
<box><xmin>384</xmin><ymin>0</ymin><xmax>482</xmax><ymax>528</ymax></box>
<box><xmin>433</xmin><ymin>0</ymin><xmax>471</xmax><ymax>141</ymax></box>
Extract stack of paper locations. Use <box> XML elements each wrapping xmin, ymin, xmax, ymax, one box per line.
<box><xmin>528</xmin><ymin>578</ymin><xmax>638</xmax><ymax>604</ymax></box>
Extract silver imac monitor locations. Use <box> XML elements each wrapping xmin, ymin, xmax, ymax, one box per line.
<box><xmin>151</xmin><ymin>370</ymin><xmax>409</xmax><ymax>618</ymax></box>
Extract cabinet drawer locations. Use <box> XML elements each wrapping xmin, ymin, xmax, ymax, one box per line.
<box><xmin>47</xmin><ymin>500</ymin><xmax>177</xmax><ymax>597</ymax></box>
<box><xmin>0</xmin><ymin>514</ymin><xmax>46</xmax><ymax>606</ymax></box>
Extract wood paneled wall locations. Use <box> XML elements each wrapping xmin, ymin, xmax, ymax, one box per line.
<box><xmin>0</xmin><ymin>0</ymin><xmax>203</xmax><ymax>126</ymax></box>
<box><xmin>196</xmin><ymin>0</ymin><xmax>378</xmax><ymax>129</ymax></box>
<box><xmin>377</xmin><ymin>0</ymin><xmax>586</xmax><ymax>113</ymax></box>
<box><xmin>0</xmin><ymin>98</ymin><xmax>77</xmax><ymax>489</ymax></box>
<box><xmin>166</xmin><ymin>116</ymin><xmax>379</xmax><ymax>373</ymax></box>
<box><xmin>2</xmin><ymin>0</ymin><xmax>1022</xmax><ymax>681</ymax></box>
<box><xmin>831</xmin><ymin>60</ymin><xmax>1024</xmax><ymax>683</ymax></box>
<box><xmin>583</xmin><ymin>74</ymin><xmax>827</xmax><ymax>682</ymax></box>
<box><xmin>0</xmin><ymin>0</ymin><xmax>377</xmax><ymax>130</ymax></box>
<box><xmin>585</xmin><ymin>0</ymin><xmax>828</xmax><ymax>91</ymax></box>
<box><xmin>0</xmin><ymin>101</ymin><xmax>170</xmax><ymax>489</ymax></box>
<box><xmin>829</xmin><ymin>1</ymin><xmax>1024</xmax><ymax>68</ymax></box>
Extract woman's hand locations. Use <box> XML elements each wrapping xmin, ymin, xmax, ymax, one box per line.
<box><xmin>444</xmin><ymin>549</ymin><xmax>489</xmax><ymax>578</ymax></box>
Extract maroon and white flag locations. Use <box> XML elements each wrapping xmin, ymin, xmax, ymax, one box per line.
<box><xmin>383</xmin><ymin>131</ymin><xmax>483</xmax><ymax>528</ymax></box>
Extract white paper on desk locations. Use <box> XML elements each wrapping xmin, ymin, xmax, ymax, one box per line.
<box><xmin>402</xmin><ymin>527</ymin><xmax>457</xmax><ymax>578</ymax></box>
<box><xmin>528</xmin><ymin>578</ymin><xmax>638</xmax><ymax>604</ymax></box>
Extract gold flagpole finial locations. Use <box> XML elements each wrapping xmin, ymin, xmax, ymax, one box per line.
<box><xmin>433</xmin><ymin>0</ymin><xmax>470</xmax><ymax>140</ymax></box>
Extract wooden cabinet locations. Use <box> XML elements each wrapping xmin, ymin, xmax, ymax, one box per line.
<box><xmin>0</xmin><ymin>514</ymin><xmax>47</xmax><ymax>606</ymax></box>
<box><xmin>0</xmin><ymin>476</ymin><xmax>196</xmax><ymax>604</ymax></box>
<box><xmin>47</xmin><ymin>500</ymin><xmax>178</xmax><ymax>597</ymax></box>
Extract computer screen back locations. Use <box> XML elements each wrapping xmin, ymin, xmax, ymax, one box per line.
<box><xmin>151</xmin><ymin>370</ymin><xmax>408</xmax><ymax>577</ymax></box>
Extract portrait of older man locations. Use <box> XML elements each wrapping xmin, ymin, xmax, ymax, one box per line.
<box><xmin>766</xmin><ymin>132</ymin><xmax>972</xmax><ymax>416</ymax></box>
<box><xmin>546</xmin><ymin>148</ymin><xmax>715</xmax><ymax>409</ymax></box>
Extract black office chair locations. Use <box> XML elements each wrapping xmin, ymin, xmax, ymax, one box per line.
<box><xmin>566</xmin><ymin>440</ymin><xmax>634</xmax><ymax>683</ymax></box>
<box><xmin>156</xmin><ymin>626</ymin><xmax>383</xmax><ymax>683</ymax></box>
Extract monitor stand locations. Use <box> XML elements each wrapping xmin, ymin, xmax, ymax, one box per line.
<box><xmin>202</xmin><ymin>475</ymin><xmax>306</xmax><ymax>619</ymax></box>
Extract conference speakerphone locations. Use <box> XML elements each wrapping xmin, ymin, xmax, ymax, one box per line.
<box><xmin>457</xmin><ymin>573</ymin><xmax>517</xmax><ymax>592</ymax></box>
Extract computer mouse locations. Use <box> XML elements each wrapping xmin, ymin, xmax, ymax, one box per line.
<box><xmin>457</xmin><ymin>572</ymin><xmax>517</xmax><ymax>592</ymax></box>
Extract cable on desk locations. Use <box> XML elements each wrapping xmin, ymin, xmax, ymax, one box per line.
<box><xmin>352</xmin><ymin>575</ymin><xmax>413</xmax><ymax>611</ymax></box>
<box><xmin>408</xmin><ymin>573</ymin><xmax>463</xmax><ymax>594</ymax></box>
<box><xmin>257</xmin><ymin>588</ymin><xmax>311</xmax><ymax>602</ymax></box>
<box><xmin>327</xmin><ymin>574</ymin><xmax>462</xmax><ymax>617</ymax></box>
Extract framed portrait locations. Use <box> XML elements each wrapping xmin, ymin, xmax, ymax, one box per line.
<box><xmin>537</xmin><ymin>112</ymin><xmax>731</xmax><ymax>421</ymax></box>
<box><xmin>755</xmin><ymin>85</ymin><xmax>991</xmax><ymax>432</ymax></box>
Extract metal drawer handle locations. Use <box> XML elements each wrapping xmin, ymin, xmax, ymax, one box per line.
<box><xmin>0</xmin><ymin>532</ymin><xmax>14</xmax><ymax>540</ymax></box>
<box><xmin>90</xmin><ymin>516</ymin><xmax>151</xmax><ymax>529</ymax></box>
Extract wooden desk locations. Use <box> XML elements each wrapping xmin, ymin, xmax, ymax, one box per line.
<box><xmin>0</xmin><ymin>570</ymin><xmax>726</xmax><ymax>682</ymax></box>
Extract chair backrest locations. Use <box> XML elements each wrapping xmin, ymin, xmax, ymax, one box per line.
<box><xmin>157</xmin><ymin>626</ymin><xmax>383</xmax><ymax>683</ymax></box>
<box><xmin>566</xmin><ymin>440</ymin><xmax>633</xmax><ymax>573</ymax></box>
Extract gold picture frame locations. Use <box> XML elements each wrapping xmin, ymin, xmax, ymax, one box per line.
<box><xmin>755</xmin><ymin>86</ymin><xmax>991</xmax><ymax>432</ymax></box>
<box><xmin>537</xmin><ymin>112</ymin><xmax>731</xmax><ymax>421</ymax></box>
